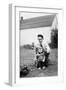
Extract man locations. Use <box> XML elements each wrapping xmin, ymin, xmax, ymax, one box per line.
<box><xmin>34</xmin><ymin>34</ymin><xmax>50</xmax><ymax>69</ymax></box>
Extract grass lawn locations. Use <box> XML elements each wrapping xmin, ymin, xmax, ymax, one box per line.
<box><xmin>20</xmin><ymin>47</ymin><xmax>58</xmax><ymax>77</ymax></box>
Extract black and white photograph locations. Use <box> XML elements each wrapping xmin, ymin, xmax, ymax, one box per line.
<box><xmin>8</xmin><ymin>4</ymin><xmax>63</xmax><ymax>86</ymax></box>
<box><xmin>19</xmin><ymin>11</ymin><xmax>58</xmax><ymax>78</ymax></box>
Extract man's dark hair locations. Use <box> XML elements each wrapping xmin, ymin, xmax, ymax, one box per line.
<box><xmin>37</xmin><ymin>34</ymin><xmax>44</xmax><ymax>39</ymax></box>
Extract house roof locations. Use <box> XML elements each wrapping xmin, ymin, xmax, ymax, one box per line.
<box><xmin>20</xmin><ymin>14</ymin><xmax>56</xmax><ymax>30</ymax></box>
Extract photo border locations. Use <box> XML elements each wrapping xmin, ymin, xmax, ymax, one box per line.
<box><xmin>9</xmin><ymin>4</ymin><xmax>64</xmax><ymax>86</ymax></box>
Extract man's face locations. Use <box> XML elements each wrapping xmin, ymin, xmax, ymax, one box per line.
<box><xmin>38</xmin><ymin>37</ymin><xmax>43</xmax><ymax>44</ymax></box>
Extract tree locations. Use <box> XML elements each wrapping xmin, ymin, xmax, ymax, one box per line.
<box><xmin>49</xmin><ymin>28</ymin><xmax>58</xmax><ymax>49</ymax></box>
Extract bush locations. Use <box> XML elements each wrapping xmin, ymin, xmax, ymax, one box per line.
<box><xmin>23</xmin><ymin>44</ymin><xmax>32</xmax><ymax>49</ymax></box>
<box><xmin>20</xmin><ymin>66</ymin><xmax>30</xmax><ymax>77</ymax></box>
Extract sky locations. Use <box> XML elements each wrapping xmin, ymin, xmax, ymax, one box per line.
<box><xmin>20</xmin><ymin>12</ymin><xmax>52</xmax><ymax>20</ymax></box>
<box><xmin>20</xmin><ymin>27</ymin><xmax>51</xmax><ymax>45</ymax></box>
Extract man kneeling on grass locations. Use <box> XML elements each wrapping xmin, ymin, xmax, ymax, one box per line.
<box><xmin>34</xmin><ymin>34</ymin><xmax>50</xmax><ymax>70</ymax></box>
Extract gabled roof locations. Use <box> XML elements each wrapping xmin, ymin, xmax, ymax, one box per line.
<box><xmin>20</xmin><ymin>14</ymin><xmax>56</xmax><ymax>30</ymax></box>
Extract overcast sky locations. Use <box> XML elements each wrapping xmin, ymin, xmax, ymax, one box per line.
<box><xmin>20</xmin><ymin>27</ymin><xmax>51</xmax><ymax>45</ymax></box>
<box><xmin>20</xmin><ymin>12</ymin><xmax>52</xmax><ymax>20</ymax></box>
